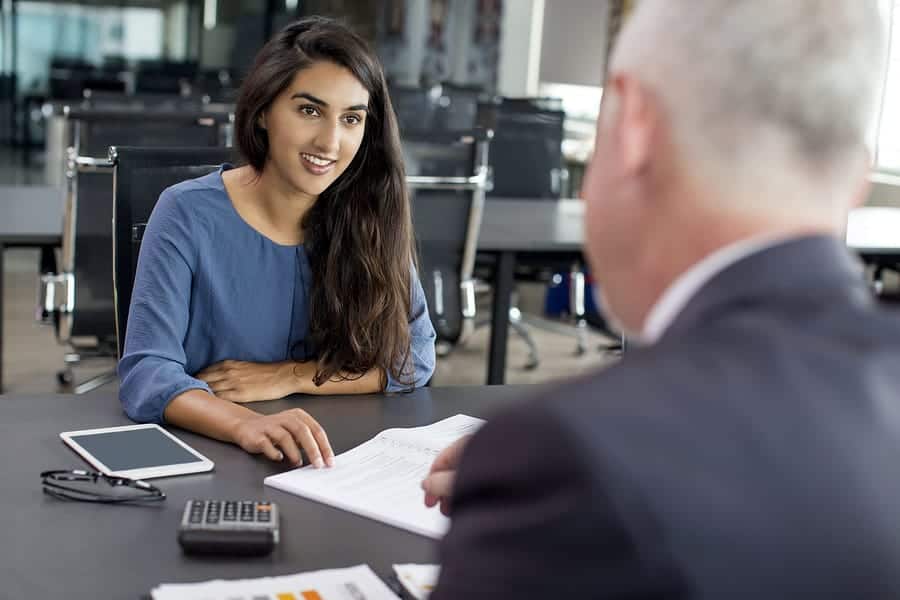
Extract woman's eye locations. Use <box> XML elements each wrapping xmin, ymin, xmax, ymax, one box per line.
<box><xmin>299</xmin><ymin>105</ymin><xmax>319</xmax><ymax>117</ymax></box>
<box><xmin>343</xmin><ymin>114</ymin><xmax>362</xmax><ymax>125</ymax></box>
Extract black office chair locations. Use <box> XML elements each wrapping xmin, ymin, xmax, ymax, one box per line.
<box><xmin>404</xmin><ymin>129</ymin><xmax>491</xmax><ymax>350</ymax></box>
<box><xmin>196</xmin><ymin>68</ymin><xmax>237</xmax><ymax>103</ymax></box>
<box><xmin>390</xmin><ymin>83</ymin><xmax>485</xmax><ymax>138</ymax></box>
<box><xmin>112</xmin><ymin>147</ymin><xmax>235</xmax><ymax>359</ymax></box>
<box><xmin>478</xmin><ymin>97</ymin><xmax>566</xmax><ymax>199</ymax></box>
<box><xmin>432</xmin><ymin>83</ymin><xmax>484</xmax><ymax>132</ymax></box>
<box><xmin>135</xmin><ymin>60</ymin><xmax>198</xmax><ymax>95</ymax></box>
<box><xmin>48</xmin><ymin>58</ymin><xmax>96</xmax><ymax>100</ymax></box>
<box><xmin>110</xmin><ymin>137</ymin><xmax>488</xmax><ymax>360</ymax></box>
<box><xmin>38</xmin><ymin>108</ymin><xmax>233</xmax><ymax>393</ymax></box>
<box><xmin>389</xmin><ymin>84</ymin><xmax>442</xmax><ymax>135</ymax></box>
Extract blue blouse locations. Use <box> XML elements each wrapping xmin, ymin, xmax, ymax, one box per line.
<box><xmin>118</xmin><ymin>166</ymin><xmax>436</xmax><ymax>424</ymax></box>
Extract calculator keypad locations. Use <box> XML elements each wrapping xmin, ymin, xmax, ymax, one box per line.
<box><xmin>181</xmin><ymin>500</ymin><xmax>279</xmax><ymax>532</ymax></box>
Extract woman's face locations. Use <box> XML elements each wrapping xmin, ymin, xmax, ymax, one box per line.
<box><xmin>261</xmin><ymin>60</ymin><xmax>370</xmax><ymax>198</ymax></box>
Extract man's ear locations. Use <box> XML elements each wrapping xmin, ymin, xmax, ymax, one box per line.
<box><xmin>615</xmin><ymin>73</ymin><xmax>657</xmax><ymax>177</ymax></box>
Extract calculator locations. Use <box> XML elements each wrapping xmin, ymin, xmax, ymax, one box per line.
<box><xmin>177</xmin><ymin>499</ymin><xmax>280</xmax><ymax>556</ymax></box>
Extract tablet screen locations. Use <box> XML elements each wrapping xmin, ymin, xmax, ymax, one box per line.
<box><xmin>69</xmin><ymin>428</ymin><xmax>204</xmax><ymax>471</ymax></box>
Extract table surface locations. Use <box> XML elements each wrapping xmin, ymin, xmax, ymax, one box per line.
<box><xmin>845</xmin><ymin>206</ymin><xmax>900</xmax><ymax>255</ymax></box>
<box><xmin>2</xmin><ymin>189</ymin><xmax>896</xmax><ymax>255</ymax></box>
<box><xmin>0</xmin><ymin>185</ymin><xmax>65</xmax><ymax>244</ymax></box>
<box><xmin>0</xmin><ymin>385</ymin><xmax>534</xmax><ymax>598</ymax></box>
<box><xmin>479</xmin><ymin>198</ymin><xmax>583</xmax><ymax>253</ymax></box>
<box><xmin>480</xmin><ymin>199</ymin><xmax>900</xmax><ymax>256</ymax></box>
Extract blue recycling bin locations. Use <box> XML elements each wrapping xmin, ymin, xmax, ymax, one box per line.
<box><xmin>543</xmin><ymin>269</ymin><xmax>598</xmax><ymax>317</ymax></box>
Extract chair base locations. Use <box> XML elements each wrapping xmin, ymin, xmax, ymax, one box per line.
<box><xmin>475</xmin><ymin>306</ymin><xmax>542</xmax><ymax>370</ymax></box>
<box><xmin>58</xmin><ymin>347</ymin><xmax>117</xmax><ymax>394</ymax></box>
<box><xmin>58</xmin><ymin>367</ymin><xmax>117</xmax><ymax>394</ymax></box>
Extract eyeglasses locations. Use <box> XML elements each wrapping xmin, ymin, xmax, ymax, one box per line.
<box><xmin>40</xmin><ymin>469</ymin><xmax>166</xmax><ymax>504</ymax></box>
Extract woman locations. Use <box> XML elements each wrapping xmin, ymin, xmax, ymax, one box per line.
<box><xmin>118</xmin><ymin>17</ymin><xmax>436</xmax><ymax>469</ymax></box>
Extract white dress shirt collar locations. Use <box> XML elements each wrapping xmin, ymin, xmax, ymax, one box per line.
<box><xmin>638</xmin><ymin>236</ymin><xmax>783</xmax><ymax>345</ymax></box>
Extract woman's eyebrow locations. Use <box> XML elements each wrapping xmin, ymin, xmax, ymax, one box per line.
<box><xmin>291</xmin><ymin>92</ymin><xmax>368</xmax><ymax>112</ymax></box>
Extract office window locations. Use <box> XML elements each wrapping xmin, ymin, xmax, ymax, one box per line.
<box><xmin>15</xmin><ymin>2</ymin><xmax>164</xmax><ymax>95</ymax></box>
<box><xmin>876</xmin><ymin>0</ymin><xmax>900</xmax><ymax>172</ymax></box>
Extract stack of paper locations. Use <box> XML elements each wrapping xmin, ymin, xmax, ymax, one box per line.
<box><xmin>393</xmin><ymin>564</ymin><xmax>440</xmax><ymax>600</ymax></box>
<box><xmin>151</xmin><ymin>564</ymin><xmax>397</xmax><ymax>600</ymax></box>
<box><xmin>264</xmin><ymin>414</ymin><xmax>485</xmax><ymax>539</ymax></box>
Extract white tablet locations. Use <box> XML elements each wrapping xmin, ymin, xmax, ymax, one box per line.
<box><xmin>60</xmin><ymin>424</ymin><xmax>214</xmax><ymax>479</ymax></box>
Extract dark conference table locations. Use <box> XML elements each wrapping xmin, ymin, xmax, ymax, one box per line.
<box><xmin>0</xmin><ymin>385</ymin><xmax>531</xmax><ymax>598</ymax></box>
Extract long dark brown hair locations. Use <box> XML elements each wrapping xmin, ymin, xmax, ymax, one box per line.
<box><xmin>234</xmin><ymin>17</ymin><xmax>414</xmax><ymax>387</ymax></box>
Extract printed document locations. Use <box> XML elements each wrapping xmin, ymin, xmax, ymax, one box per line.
<box><xmin>151</xmin><ymin>564</ymin><xmax>396</xmax><ymax>600</ymax></box>
<box><xmin>264</xmin><ymin>414</ymin><xmax>485</xmax><ymax>538</ymax></box>
<box><xmin>393</xmin><ymin>564</ymin><xmax>440</xmax><ymax>599</ymax></box>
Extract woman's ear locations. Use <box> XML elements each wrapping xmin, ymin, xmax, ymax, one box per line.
<box><xmin>257</xmin><ymin>112</ymin><xmax>267</xmax><ymax>131</ymax></box>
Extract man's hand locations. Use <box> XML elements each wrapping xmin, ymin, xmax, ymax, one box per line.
<box><xmin>196</xmin><ymin>360</ymin><xmax>301</xmax><ymax>403</ymax></box>
<box><xmin>229</xmin><ymin>408</ymin><xmax>335</xmax><ymax>468</ymax></box>
<box><xmin>421</xmin><ymin>435</ymin><xmax>472</xmax><ymax>516</ymax></box>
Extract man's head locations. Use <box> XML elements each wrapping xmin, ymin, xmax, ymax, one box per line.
<box><xmin>583</xmin><ymin>0</ymin><xmax>886</xmax><ymax>334</ymax></box>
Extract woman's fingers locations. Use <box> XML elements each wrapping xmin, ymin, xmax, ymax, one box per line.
<box><xmin>299</xmin><ymin>411</ymin><xmax>335</xmax><ymax>467</ymax></box>
<box><xmin>280</xmin><ymin>416</ymin><xmax>322</xmax><ymax>468</ymax></box>
<box><xmin>253</xmin><ymin>432</ymin><xmax>284</xmax><ymax>462</ymax></box>
<box><xmin>232</xmin><ymin>409</ymin><xmax>335</xmax><ymax>468</ymax></box>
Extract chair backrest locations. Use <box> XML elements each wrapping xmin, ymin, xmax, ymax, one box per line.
<box><xmin>390</xmin><ymin>83</ymin><xmax>484</xmax><ymax>137</ymax></box>
<box><xmin>48</xmin><ymin>58</ymin><xmax>97</xmax><ymax>100</ymax></box>
<box><xmin>56</xmin><ymin>109</ymin><xmax>233</xmax><ymax>346</ymax></box>
<box><xmin>112</xmin><ymin>147</ymin><xmax>234</xmax><ymax>358</ymax></box>
<box><xmin>390</xmin><ymin>84</ymin><xmax>441</xmax><ymax>134</ymax></box>
<box><xmin>478</xmin><ymin>97</ymin><xmax>565</xmax><ymax>199</ymax></box>
<box><xmin>404</xmin><ymin>129</ymin><xmax>491</xmax><ymax>344</ymax></box>
<box><xmin>135</xmin><ymin>60</ymin><xmax>198</xmax><ymax>95</ymax></box>
<box><xmin>433</xmin><ymin>83</ymin><xmax>483</xmax><ymax>131</ymax></box>
<box><xmin>68</xmin><ymin>108</ymin><xmax>230</xmax><ymax>156</ymax></box>
<box><xmin>196</xmin><ymin>68</ymin><xmax>237</xmax><ymax>103</ymax></box>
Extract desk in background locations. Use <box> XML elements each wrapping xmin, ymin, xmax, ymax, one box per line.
<box><xmin>0</xmin><ymin>385</ymin><xmax>530</xmax><ymax>598</ymax></box>
<box><xmin>0</xmin><ymin>185</ymin><xmax>65</xmax><ymax>391</ymax></box>
<box><xmin>479</xmin><ymin>198</ymin><xmax>583</xmax><ymax>385</ymax></box>
<box><xmin>479</xmin><ymin>200</ymin><xmax>900</xmax><ymax>385</ymax></box>
<box><xmin>845</xmin><ymin>206</ymin><xmax>900</xmax><ymax>266</ymax></box>
<box><xmin>1</xmin><ymin>192</ymin><xmax>898</xmax><ymax>390</ymax></box>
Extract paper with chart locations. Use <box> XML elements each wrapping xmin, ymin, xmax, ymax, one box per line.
<box><xmin>151</xmin><ymin>564</ymin><xmax>396</xmax><ymax>600</ymax></box>
<box><xmin>264</xmin><ymin>414</ymin><xmax>485</xmax><ymax>538</ymax></box>
<box><xmin>393</xmin><ymin>564</ymin><xmax>440</xmax><ymax>600</ymax></box>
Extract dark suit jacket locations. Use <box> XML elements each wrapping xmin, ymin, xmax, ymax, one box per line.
<box><xmin>432</xmin><ymin>236</ymin><xmax>900</xmax><ymax>599</ymax></box>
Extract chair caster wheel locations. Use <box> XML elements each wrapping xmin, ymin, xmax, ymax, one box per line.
<box><xmin>57</xmin><ymin>369</ymin><xmax>74</xmax><ymax>387</ymax></box>
<box><xmin>522</xmin><ymin>359</ymin><xmax>540</xmax><ymax>371</ymax></box>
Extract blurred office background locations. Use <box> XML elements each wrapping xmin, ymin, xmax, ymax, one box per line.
<box><xmin>1</xmin><ymin>0</ymin><xmax>899</xmax><ymax>394</ymax></box>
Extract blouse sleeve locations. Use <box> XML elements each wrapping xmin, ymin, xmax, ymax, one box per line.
<box><xmin>117</xmin><ymin>188</ymin><xmax>211</xmax><ymax>423</ymax></box>
<box><xmin>385</xmin><ymin>265</ymin><xmax>437</xmax><ymax>391</ymax></box>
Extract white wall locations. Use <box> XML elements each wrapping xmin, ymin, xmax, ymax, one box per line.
<box><xmin>538</xmin><ymin>0</ymin><xmax>609</xmax><ymax>86</ymax></box>
<box><xmin>200</xmin><ymin>23</ymin><xmax>234</xmax><ymax>68</ymax></box>
<box><xmin>497</xmin><ymin>0</ymin><xmax>544</xmax><ymax>96</ymax></box>
<box><xmin>164</xmin><ymin>2</ymin><xmax>189</xmax><ymax>61</ymax></box>
<box><xmin>377</xmin><ymin>0</ymin><xmax>428</xmax><ymax>86</ymax></box>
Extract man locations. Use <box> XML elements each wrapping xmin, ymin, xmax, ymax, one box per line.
<box><xmin>423</xmin><ymin>1</ymin><xmax>900</xmax><ymax>598</ymax></box>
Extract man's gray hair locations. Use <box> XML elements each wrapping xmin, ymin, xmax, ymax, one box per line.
<box><xmin>611</xmin><ymin>0</ymin><xmax>886</xmax><ymax>192</ymax></box>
